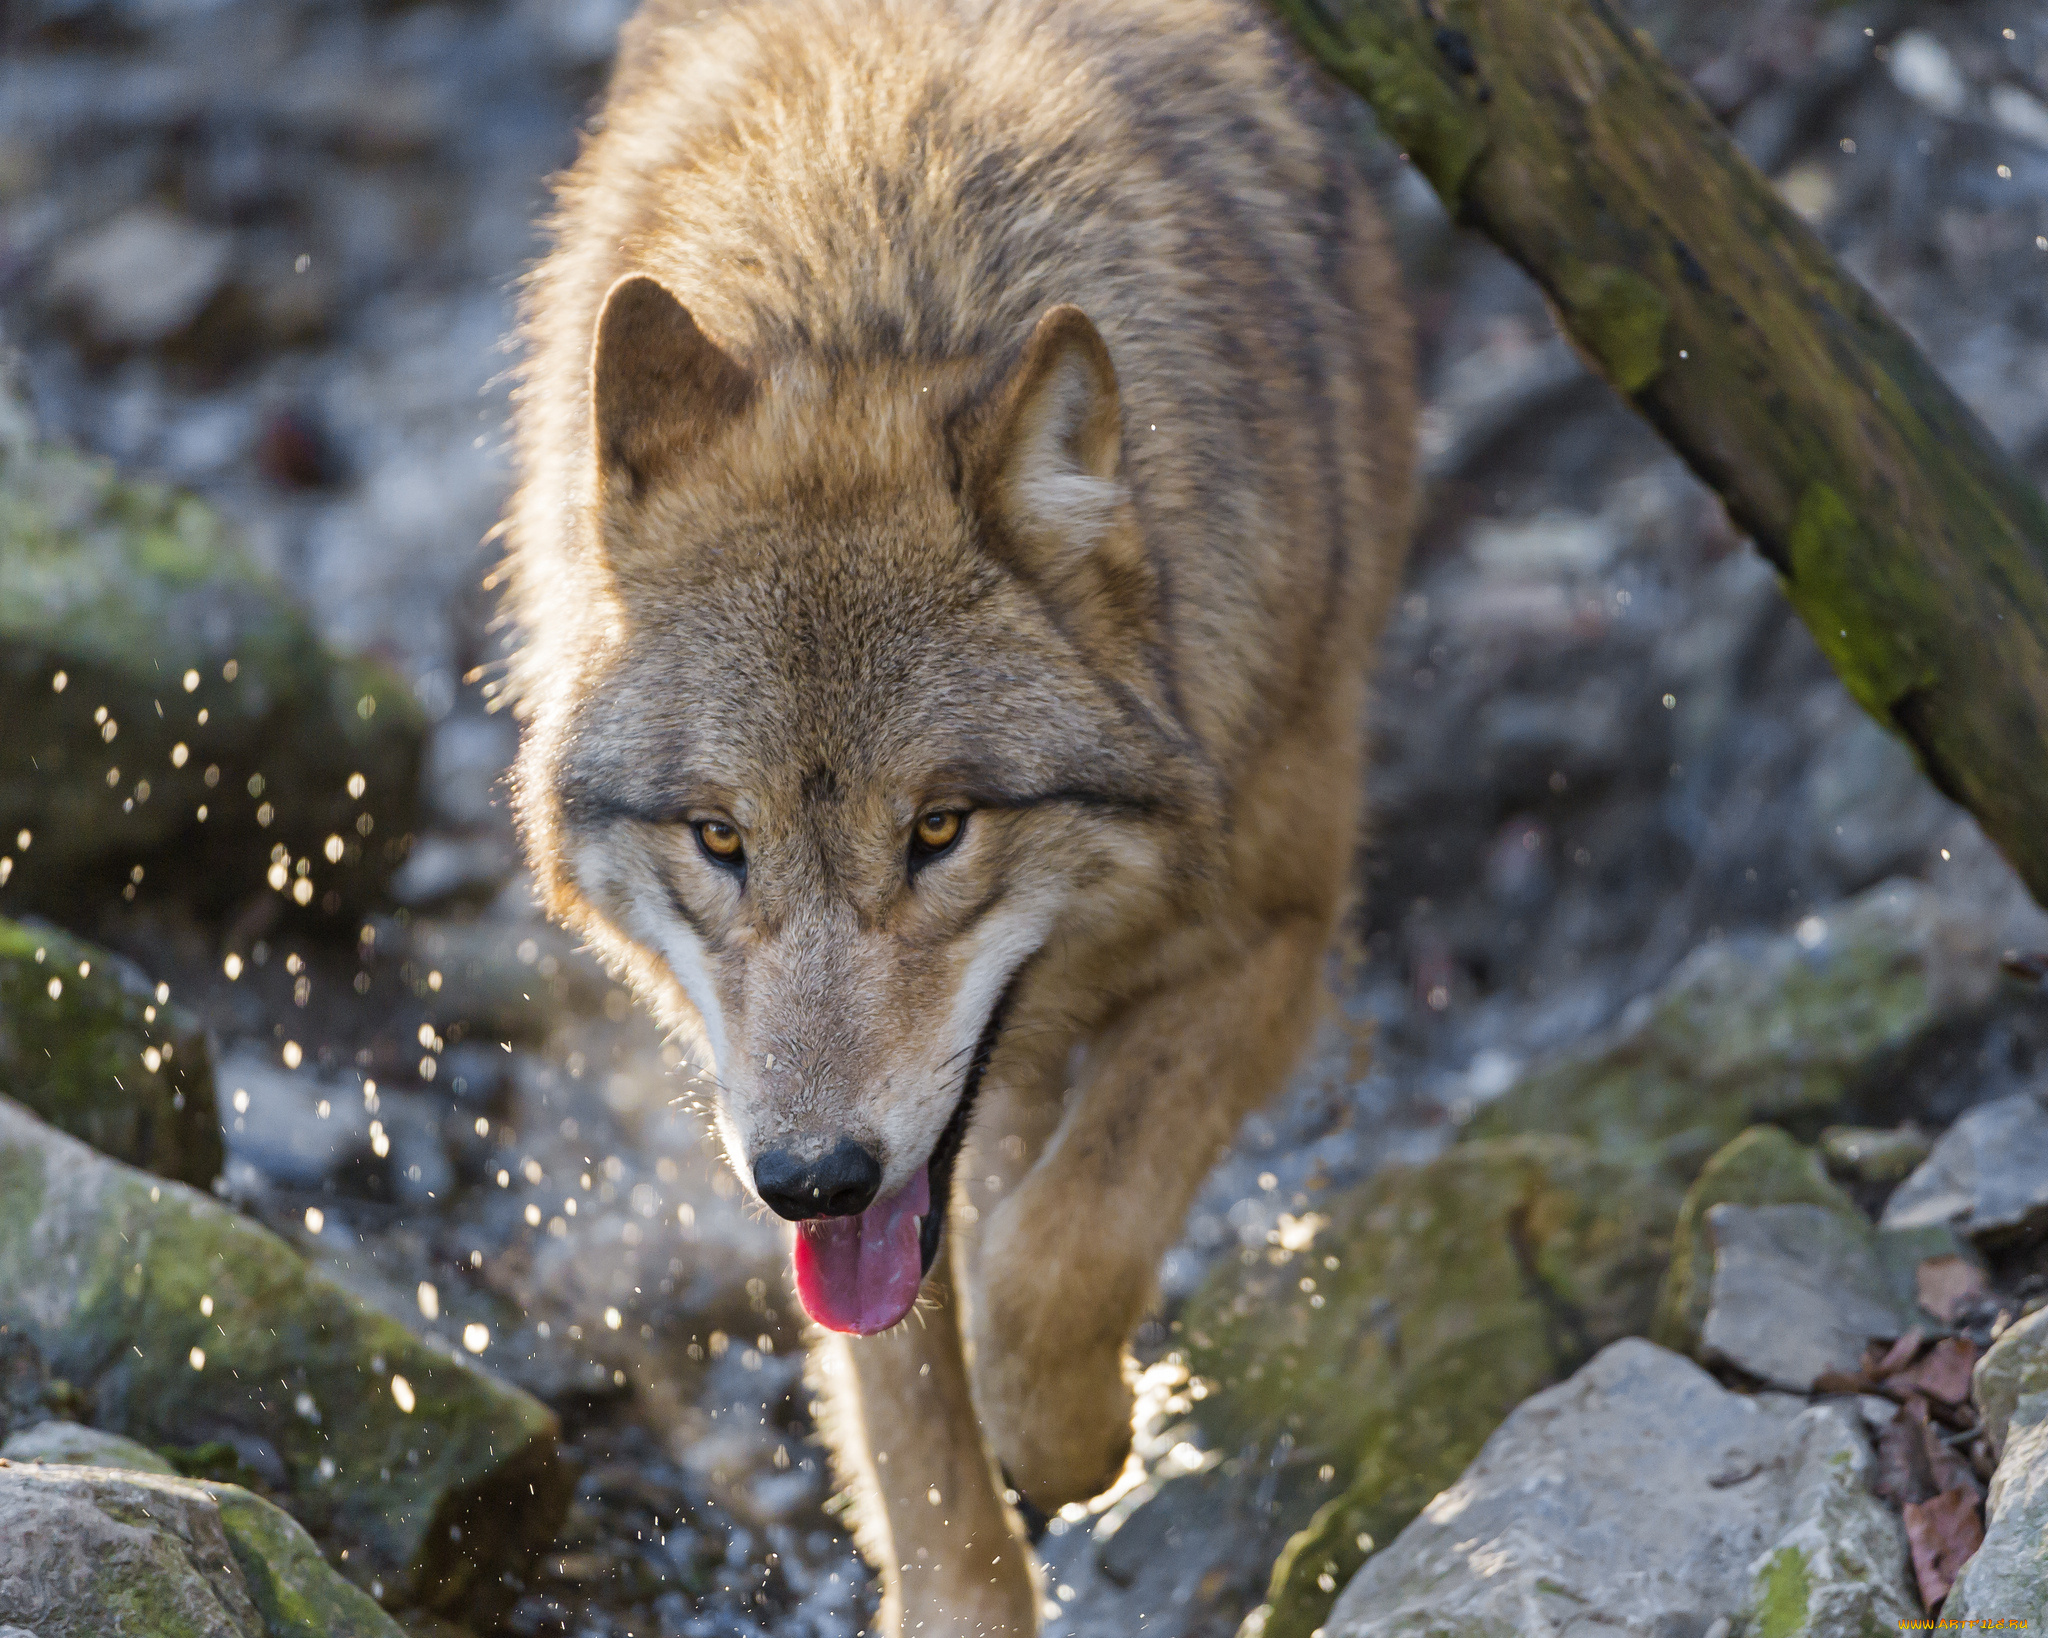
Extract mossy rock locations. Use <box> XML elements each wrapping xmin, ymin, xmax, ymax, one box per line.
<box><xmin>1650</xmin><ymin>1126</ymin><xmax>1861</xmax><ymax>1355</ymax></box>
<box><xmin>1</xmin><ymin>1417</ymin><xmax>179</xmax><ymax>1472</ymax></box>
<box><xmin>0</xmin><ymin>1095</ymin><xmax>571</xmax><ymax>1612</ymax></box>
<box><xmin>0</xmin><ymin>424</ymin><xmax>422</xmax><ymax>922</ymax></box>
<box><xmin>1468</xmin><ymin>879</ymin><xmax>1998</xmax><ymax>1180</ymax></box>
<box><xmin>1184</xmin><ymin>1135</ymin><xmax>1681</xmax><ymax>1638</ymax></box>
<box><xmin>0</xmin><ymin>916</ymin><xmax>219</xmax><ymax>1187</ymax></box>
<box><xmin>0</xmin><ymin>1462</ymin><xmax>405</xmax><ymax>1637</ymax></box>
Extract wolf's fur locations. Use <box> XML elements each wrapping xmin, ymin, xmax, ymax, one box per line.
<box><xmin>505</xmin><ymin>0</ymin><xmax>1414</xmax><ymax>1629</ymax></box>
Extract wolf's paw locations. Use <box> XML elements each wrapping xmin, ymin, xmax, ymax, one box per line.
<box><xmin>971</xmin><ymin>1303</ymin><xmax>1134</xmax><ymax>1509</ymax></box>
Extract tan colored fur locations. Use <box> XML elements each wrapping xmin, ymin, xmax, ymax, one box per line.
<box><xmin>506</xmin><ymin>1</ymin><xmax>1414</xmax><ymax>1630</ymax></box>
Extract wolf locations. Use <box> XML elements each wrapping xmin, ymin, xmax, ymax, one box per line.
<box><xmin>503</xmin><ymin>0</ymin><xmax>1414</xmax><ymax>1628</ymax></box>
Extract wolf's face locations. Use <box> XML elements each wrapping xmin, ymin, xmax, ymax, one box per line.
<box><xmin>517</xmin><ymin>278</ymin><xmax>1214</xmax><ymax>1331</ymax></box>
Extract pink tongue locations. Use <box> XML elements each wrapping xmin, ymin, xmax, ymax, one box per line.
<box><xmin>792</xmin><ymin>1164</ymin><xmax>930</xmax><ymax>1335</ymax></box>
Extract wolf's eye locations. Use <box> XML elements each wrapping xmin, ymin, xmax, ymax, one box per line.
<box><xmin>695</xmin><ymin>819</ymin><xmax>744</xmax><ymax>866</ymax></box>
<box><xmin>910</xmin><ymin>810</ymin><xmax>964</xmax><ymax>860</ymax></box>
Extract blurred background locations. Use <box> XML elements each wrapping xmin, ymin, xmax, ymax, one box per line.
<box><xmin>1</xmin><ymin>0</ymin><xmax>2046</xmax><ymax>1634</ymax></box>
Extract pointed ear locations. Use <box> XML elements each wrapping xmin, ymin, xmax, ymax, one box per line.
<box><xmin>984</xmin><ymin>304</ymin><xmax>1127</xmax><ymax>557</ymax></box>
<box><xmin>590</xmin><ymin>274</ymin><xmax>754</xmax><ymax>496</ymax></box>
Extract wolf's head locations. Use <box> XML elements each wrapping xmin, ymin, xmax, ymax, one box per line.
<box><xmin>514</xmin><ymin>275</ymin><xmax>1217</xmax><ymax>1332</ymax></box>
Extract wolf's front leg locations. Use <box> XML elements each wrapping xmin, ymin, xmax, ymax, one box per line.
<box><xmin>965</xmin><ymin>914</ymin><xmax>1332</xmax><ymax>1509</ymax></box>
<box><xmin>809</xmin><ymin>1255</ymin><xmax>1040</xmax><ymax>1637</ymax></box>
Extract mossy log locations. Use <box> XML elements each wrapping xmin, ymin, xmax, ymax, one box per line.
<box><xmin>1273</xmin><ymin>0</ymin><xmax>2048</xmax><ymax>903</ymax></box>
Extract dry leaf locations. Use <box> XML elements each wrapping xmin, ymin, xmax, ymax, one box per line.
<box><xmin>1916</xmin><ymin>1256</ymin><xmax>1989</xmax><ymax>1325</ymax></box>
<box><xmin>1902</xmin><ymin>1486</ymin><xmax>1985</xmax><ymax>1608</ymax></box>
<box><xmin>1887</xmin><ymin>1337</ymin><xmax>1980</xmax><ymax>1408</ymax></box>
<box><xmin>1870</xmin><ymin>1329</ymin><xmax>1928</xmax><ymax>1379</ymax></box>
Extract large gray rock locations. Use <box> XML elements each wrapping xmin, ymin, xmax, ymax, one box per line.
<box><xmin>1945</xmin><ymin>1390</ymin><xmax>2048</xmax><ymax>1623</ymax></box>
<box><xmin>1322</xmin><ymin>1340</ymin><xmax>1917</xmax><ymax>1638</ymax></box>
<box><xmin>44</xmin><ymin>207</ymin><xmax>235</xmax><ymax>351</ymax></box>
<box><xmin>1183</xmin><ymin>1137</ymin><xmax>1680</xmax><ymax>1638</ymax></box>
<box><xmin>0</xmin><ymin>1463</ymin><xmax>404</xmax><ymax>1637</ymax></box>
<box><xmin>1882</xmin><ymin>1091</ymin><xmax>2048</xmax><ymax>1248</ymax></box>
<box><xmin>0</xmin><ymin>1095</ymin><xmax>570</xmax><ymax>1612</ymax></box>
<box><xmin>1699</xmin><ymin>1203</ymin><xmax>1917</xmax><ymax>1390</ymax></box>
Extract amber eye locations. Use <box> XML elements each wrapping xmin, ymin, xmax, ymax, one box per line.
<box><xmin>695</xmin><ymin>819</ymin><xmax>744</xmax><ymax>865</ymax></box>
<box><xmin>911</xmin><ymin>810</ymin><xmax>963</xmax><ymax>858</ymax></box>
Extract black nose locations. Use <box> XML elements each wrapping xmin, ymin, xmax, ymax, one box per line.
<box><xmin>753</xmin><ymin>1139</ymin><xmax>882</xmax><ymax>1221</ymax></box>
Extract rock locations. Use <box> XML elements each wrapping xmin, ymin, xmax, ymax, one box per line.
<box><xmin>0</xmin><ymin>1463</ymin><xmax>406</xmax><ymax>1637</ymax></box>
<box><xmin>1470</xmin><ymin>879</ymin><xmax>2001</xmax><ymax>1178</ymax></box>
<box><xmin>1881</xmin><ymin>1091</ymin><xmax>2048</xmax><ymax>1248</ymax></box>
<box><xmin>44</xmin><ymin>206</ymin><xmax>234</xmax><ymax>351</ymax></box>
<box><xmin>2</xmin><ymin>1417</ymin><xmax>177</xmax><ymax>1472</ymax></box>
<box><xmin>1320</xmin><ymin>1340</ymin><xmax>1918</xmax><ymax>1638</ymax></box>
<box><xmin>1698</xmin><ymin>1204</ymin><xmax>1916</xmax><ymax>1391</ymax></box>
<box><xmin>1944</xmin><ymin>1390</ymin><xmax>2048</xmax><ymax>1624</ymax></box>
<box><xmin>420</xmin><ymin>713</ymin><xmax>517</xmax><ymax>830</ymax></box>
<box><xmin>0</xmin><ymin>1095</ymin><xmax>571</xmax><ymax>1612</ymax></box>
<box><xmin>387</xmin><ymin>833</ymin><xmax>519</xmax><ymax>911</ymax></box>
<box><xmin>391</xmin><ymin>917</ymin><xmax>613</xmax><ymax>1044</ymax></box>
<box><xmin>1819</xmin><ymin>1123</ymin><xmax>1934</xmax><ymax>1186</ymax></box>
<box><xmin>1970</xmin><ymin>1306</ymin><xmax>2048</xmax><ymax>1456</ymax></box>
<box><xmin>0</xmin><ymin>420</ymin><xmax>423</xmax><ymax>921</ymax></box>
<box><xmin>0</xmin><ymin>916</ymin><xmax>220</xmax><ymax>1187</ymax></box>
<box><xmin>214</xmin><ymin>1046</ymin><xmax>374</xmax><ymax>1191</ymax></box>
<box><xmin>1185</xmin><ymin>1136</ymin><xmax>1679</xmax><ymax>1638</ymax></box>
<box><xmin>1652</xmin><ymin>1125</ymin><xmax>1860</xmax><ymax>1355</ymax></box>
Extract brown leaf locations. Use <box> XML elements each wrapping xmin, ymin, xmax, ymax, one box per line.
<box><xmin>1919</xmin><ymin>1409</ymin><xmax>1986</xmax><ymax>1502</ymax></box>
<box><xmin>1871</xmin><ymin>1329</ymin><xmax>1929</xmax><ymax>1379</ymax></box>
<box><xmin>1903</xmin><ymin>1486</ymin><xmax>1985</xmax><ymax>1609</ymax></box>
<box><xmin>1874</xmin><ymin>1399</ymin><xmax>1939</xmax><ymax>1508</ymax></box>
<box><xmin>1887</xmin><ymin>1337</ymin><xmax>1980</xmax><ymax>1408</ymax></box>
<box><xmin>1917</xmin><ymin>1257</ymin><xmax>1990</xmax><ymax>1325</ymax></box>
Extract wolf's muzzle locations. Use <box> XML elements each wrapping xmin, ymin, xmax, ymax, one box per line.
<box><xmin>753</xmin><ymin>1138</ymin><xmax>882</xmax><ymax>1221</ymax></box>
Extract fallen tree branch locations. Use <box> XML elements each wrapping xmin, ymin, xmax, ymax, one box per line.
<box><xmin>1275</xmin><ymin>0</ymin><xmax>2048</xmax><ymax>905</ymax></box>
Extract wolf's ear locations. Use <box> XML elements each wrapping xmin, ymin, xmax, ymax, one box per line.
<box><xmin>985</xmin><ymin>304</ymin><xmax>1126</xmax><ymax>552</ymax></box>
<box><xmin>590</xmin><ymin>274</ymin><xmax>754</xmax><ymax>497</ymax></box>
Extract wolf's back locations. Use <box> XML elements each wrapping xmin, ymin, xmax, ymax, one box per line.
<box><xmin>509</xmin><ymin>0</ymin><xmax>1412</xmax><ymax>765</ymax></box>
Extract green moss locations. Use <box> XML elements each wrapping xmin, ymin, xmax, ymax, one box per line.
<box><xmin>1556</xmin><ymin>262</ymin><xmax>1669</xmax><ymax>393</ymax></box>
<box><xmin>1267</xmin><ymin>0</ymin><xmax>1490</xmax><ymax>207</ymax></box>
<box><xmin>1782</xmin><ymin>483</ymin><xmax>1938</xmax><ymax>727</ymax></box>
<box><xmin>0</xmin><ymin>423</ymin><xmax>423</xmax><ymax>920</ymax></box>
<box><xmin>0</xmin><ymin>918</ymin><xmax>220</xmax><ymax>1186</ymax></box>
<box><xmin>1651</xmin><ymin>1127</ymin><xmax>1859</xmax><ymax>1354</ymax></box>
<box><xmin>209</xmin><ymin>1482</ymin><xmax>408</xmax><ymax>1638</ymax></box>
<box><xmin>1751</xmin><ymin>1545</ymin><xmax>1815</xmax><ymax>1638</ymax></box>
<box><xmin>1183</xmin><ymin>1136</ymin><xmax>1679</xmax><ymax>1638</ymax></box>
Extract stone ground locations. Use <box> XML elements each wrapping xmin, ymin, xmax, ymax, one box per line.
<box><xmin>3</xmin><ymin>0</ymin><xmax>2048</xmax><ymax>1633</ymax></box>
